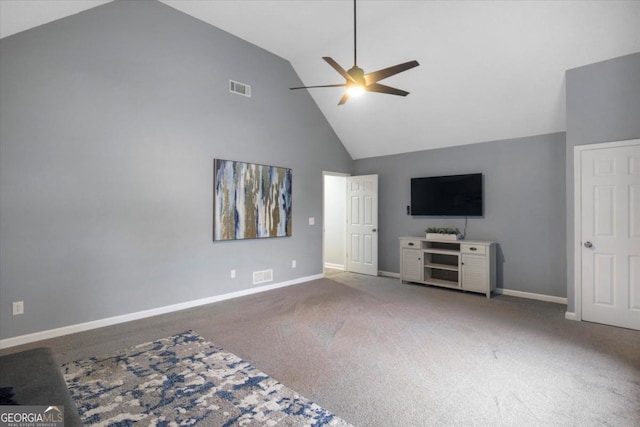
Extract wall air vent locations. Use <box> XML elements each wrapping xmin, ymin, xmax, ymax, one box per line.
<box><xmin>229</xmin><ymin>80</ymin><xmax>251</xmax><ymax>97</ymax></box>
<box><xmin>253</xmin><ymin>269</ymin><xmax>273</xmax><ymax>285</ymax></box>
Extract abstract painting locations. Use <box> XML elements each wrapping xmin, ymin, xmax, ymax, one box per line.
<box><xmin>214</xmin><ymin>159</ymin><xmax>292</xmax><ymax>241</ymax></box>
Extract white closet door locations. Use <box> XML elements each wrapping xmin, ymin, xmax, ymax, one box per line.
<box><xmin>579</xmin><ymin>140</ymin><xmax>640</xmax><ymax>330</ymax></box>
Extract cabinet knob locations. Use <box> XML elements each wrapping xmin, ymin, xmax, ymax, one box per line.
<box><xmin>408</xmin><ymin>242</ymin><xmax>414</xmax><ymax>246</ymax></box>
<box><xmin>470</xmin><ymin>247</ymin><xmax>477</xmax><ymax>251</ymax></box>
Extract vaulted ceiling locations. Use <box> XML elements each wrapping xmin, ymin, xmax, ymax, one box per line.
<box><xmin>1</xmin><ymin>1</ymin><xmax>639</xmax><ymax>159</ymax></box>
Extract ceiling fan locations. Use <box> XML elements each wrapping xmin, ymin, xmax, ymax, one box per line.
<box><xmin>290</xmin><ymin>0</ymin><xmax>419</xmax><ymax>105</ymax></box>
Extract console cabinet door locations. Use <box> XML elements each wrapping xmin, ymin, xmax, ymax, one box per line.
<box><xmin>460</xmin><ymin>254</ymin><xmax>487</xmax><ymax>293</ymax></box>
<box><xmin>401</xmin><ymin>249</ymin><xmax>422</xmax><ymax>282</ymax></box>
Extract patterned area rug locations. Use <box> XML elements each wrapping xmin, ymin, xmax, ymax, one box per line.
<box><xmin>62</xmin><ymin>331</ymin><xmax>351</xmax><ymax>426</ymax></box>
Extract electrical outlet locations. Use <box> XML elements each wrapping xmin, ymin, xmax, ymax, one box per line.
<box><xmin>292</xmin><ymin>260</ymin><xmax>297</xmax><ymax>268</ymax></box>
<box><xmin>230</xmin><ymin>269</ymin><xmax>236</xmax><ymax>278</ymax></box>
<box><xmin>13</xmin><ymin>301</ymin><xmax>24</xmax><ymax>316</ymax></box>
<box><xmin>308</xmin><ymin>217</ymin><xmax>315</xmax><ymax>225</ymax></box>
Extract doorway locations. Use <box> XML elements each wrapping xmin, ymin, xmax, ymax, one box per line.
<box><xmin>323</xmin><ymin>173</ymin><xmax>348</xmax><ymax>271</ymax></box>
<box><xmin>323</xmin><ymin>172</ymin><xmax>379</xmax><ymax>276</ymax></box>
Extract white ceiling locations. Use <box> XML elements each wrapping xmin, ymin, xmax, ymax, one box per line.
<box><xmin>1</xmin><ymin>1</ymin><xmax>639</xmax><ymax>159</ymax></box>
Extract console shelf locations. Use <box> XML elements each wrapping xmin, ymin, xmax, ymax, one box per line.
<box><xmin>422</xmin><ymin>277</ymin><xmax>459</xmax><ymax>288</ymax></box>
<box><xmin>399</xmin><ymin>237</ymin><xmax>496</xmax><ymax>298</ymax></box>
<box><xmin>423</xmin><ymin>247</ymin><xmax>459</xmax><ymax>255</ymax></box>
<box><xmin>423</xmin><ymin>262</ymin><xmax>458</xmax><ymax>271</ymax></box>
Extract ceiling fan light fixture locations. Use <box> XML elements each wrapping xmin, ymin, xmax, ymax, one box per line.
<box><xmin>347</xmin><ymin>85</ymin><xmax>365</xmax><ymax>97</ymax></box>
<box><xmin>346</xmin><ymin>65</ymin><xmax>366</xmax><ymax>97</ymax></box>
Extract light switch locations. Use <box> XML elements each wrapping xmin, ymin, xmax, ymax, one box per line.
<box><xmin>309</xmin><ymin>217</ymin><xmax>315</xmax><ymax>225</ymax></box>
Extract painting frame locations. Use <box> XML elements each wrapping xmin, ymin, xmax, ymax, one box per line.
<box><xmin>213</xmin><ymin>159</ymin><xmax>293</xmax><ymax>241</ymax></box>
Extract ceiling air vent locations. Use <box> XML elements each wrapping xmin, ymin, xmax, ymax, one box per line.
<box><xmin>229</xmin><ymin>80</ymin><xmax>251</xmax><ymax>97</ymax></box>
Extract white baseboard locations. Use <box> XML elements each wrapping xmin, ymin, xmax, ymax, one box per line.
<box><xmin>565</xmin><ymin>311</ymin><xmax>579</xmax><ymax>321</ymax></box>
<box><xmin>324</xmin><ymin>263</ymin><xmax>345</xmax><ymax>270</ymax></box>
<box><xmin>0</xmin><ymin>274</ymin><xmax>323</xmax><ymax>350</ymax></box>
<box><xmin>377</xmin><ymin>274</ymin><xmax>566</xmax><ymax>303</ymax></box>
<box><xmin>379</xmin><ymin>271</ymin><xmax>400</xmax><ymax>279</ymax></box>
<box><xmin>495</xmin><ymin>288</ymin><xmax>567</xmax><ymax>305</ymax></box>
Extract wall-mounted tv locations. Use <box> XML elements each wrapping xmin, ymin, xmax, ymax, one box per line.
<box><xmin>411</xmin><ymin>173</ymin><xmax>483</xmax><ymax>216</ymax></box>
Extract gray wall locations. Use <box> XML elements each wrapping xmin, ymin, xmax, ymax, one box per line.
<box><xmin>0</xmin><ymin>1</ymin><xmax>353</xmax><ymax>340</ymax></box>
<box><xmin>354</xmin><ymin>133</ymin><xmax>567</xmax><ymax>298</ymax></box>
<box><xmin>565</xmin><ymin>52</ymin><xmax>640</xmax><ymax>312</ymax></box>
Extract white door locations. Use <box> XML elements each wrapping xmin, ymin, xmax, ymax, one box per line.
<box><xmin>578</xmin><ymin>139</ymin><xmax>640</xmax><ymax>330</ymax></box>
<box><xmin>346</xmin><ymin>175</ymin><xmax>378</xmax><ymax>276</ymax></box>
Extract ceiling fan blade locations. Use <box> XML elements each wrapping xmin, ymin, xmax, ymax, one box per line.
<box><xmin>338</xmin><ymin>93</ymin><xmax>350</xmax><ymax>105</ymax></box>
<box><xmin>366</xmin><ymin>83</ymin><xmax>410</xmax><ymax>97</ymax></box>
<box><xmin>323</xmin><ymin>57</ymin><xmax>358</xmax><ymax>84</ymax></box>
<box><xmin>364</xmin><ymin>60</ymin><xmax>419</xmax><ymax>85</ymax></box>
<box><xmin>290</xmin><ymin>83</ymin><xmax>346</xmax><ymax>90</ymax></box>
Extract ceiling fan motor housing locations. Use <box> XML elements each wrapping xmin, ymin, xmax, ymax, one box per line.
<box><xmin>347</xmin><ymin>66</ymin><xmax>366</xmax><ymax>87</ymax></box>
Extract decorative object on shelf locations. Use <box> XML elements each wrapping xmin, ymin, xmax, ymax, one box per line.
<box><xmin>214</xmin><ymin>159</ymin><xmax>292</xmax><ymax>241</ymax></box>
<box><xmin>425</xmin><ymin>227</ymin><xmax>462</xmax><ymax>241</ymax></box>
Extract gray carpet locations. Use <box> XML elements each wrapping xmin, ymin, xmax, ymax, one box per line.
<box><xmin>2</xmin><ymin>271</ymin><xmax>639</xmax><ymax>426</ymax></box>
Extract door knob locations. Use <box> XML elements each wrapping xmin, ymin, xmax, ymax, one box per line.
<box><xmin>584</xmin><ymin>241</ymin><xmax>593</xmax><ymax>248</ymax></box>
<box><xmin>372</xmin><ymin>229</ymin><xmax>377</xmax><ymax>232</ymax></box>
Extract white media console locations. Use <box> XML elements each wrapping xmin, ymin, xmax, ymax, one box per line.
<box><xmin>399</xmin><ymin>237</ymin><xmax>496</xmax><ymax>298</ymax></box>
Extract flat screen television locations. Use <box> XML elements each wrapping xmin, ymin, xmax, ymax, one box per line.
<box><xmin>411</xmin><ymin>173</ymin><xmax>483</xmax><ymax>216</ymax></box>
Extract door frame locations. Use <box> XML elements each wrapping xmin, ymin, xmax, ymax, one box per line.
<box><xmin>573</xmin><ymin>138</ymin><xmax>640</xmax><ymax>322</ymax></box>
